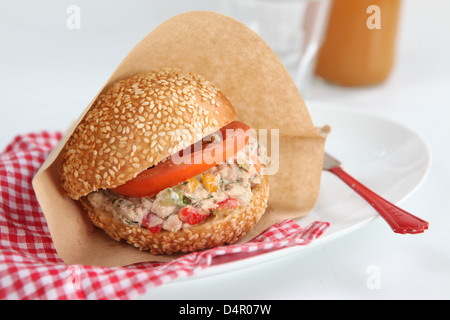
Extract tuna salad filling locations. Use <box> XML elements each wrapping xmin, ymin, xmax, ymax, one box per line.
<box><xmin>86</xmin><ymin>134</ymin><xmax>269</xmax><ymax>234</ymax></box>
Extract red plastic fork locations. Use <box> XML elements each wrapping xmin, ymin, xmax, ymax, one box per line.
<box><xmin>324</xmin><ymin>152</ymin><xmax>429</xmax><ymax>234</ymax></box>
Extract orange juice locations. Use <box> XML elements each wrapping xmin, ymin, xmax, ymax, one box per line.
<box><xmin>315</xmin><ymin>0</ymin><xmax>401</xmax><ymax>86</ymax></box>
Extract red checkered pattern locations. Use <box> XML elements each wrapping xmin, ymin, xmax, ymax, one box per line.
<box><xmin>0</xmin><ymin>132</ymin><xmax>329</xmax><ymax>299</ymax></box>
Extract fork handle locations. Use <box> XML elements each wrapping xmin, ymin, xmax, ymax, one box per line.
<box><xmin>328</xmin><ymin>166</ymin><xmax>429</xmax><ymax>234</ymax></box>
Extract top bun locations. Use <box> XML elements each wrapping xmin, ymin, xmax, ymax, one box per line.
<box><xmin>60</xmin><ymin>68</ymin><xmax>236</xmax><ymax>200</ymax></box>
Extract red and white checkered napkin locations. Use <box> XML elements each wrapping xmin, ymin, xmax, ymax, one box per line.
<box><xmin>0</xmin><ymin>132</ymin><xmax>329</xmax><ymax>300</ymax></box>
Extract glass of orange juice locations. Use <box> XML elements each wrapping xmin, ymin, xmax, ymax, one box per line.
<box><xmin>315</xmin><ymin>0</ymin><xmax>402</xmax><ymax>86</ymax></box>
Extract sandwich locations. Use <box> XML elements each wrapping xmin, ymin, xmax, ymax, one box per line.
<box><xmin>60</xmin><ymin>68</ymin><xmax>269</xmax><ymax>254</ymax></box>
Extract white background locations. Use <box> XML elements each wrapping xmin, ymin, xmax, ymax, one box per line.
<box><xmin>1</xmin><ymin>0</ymin><xmax>449</xmax><ymax>299</ymax></box>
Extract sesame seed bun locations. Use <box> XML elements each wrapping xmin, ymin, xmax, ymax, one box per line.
<box><xmin>60</xmin><ymin>68</ymin><xmax>236</xmax><ymax>200</ymax></box>
<box><xmin>79</xmin><ymin>175</ymin><xmax>269</xmax><ymax>255</ymax></box>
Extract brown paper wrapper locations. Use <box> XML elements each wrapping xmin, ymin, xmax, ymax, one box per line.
<box><xmin>32</xmin><ymin>11</ymin><xmax>328</xmax><ymax>267</ymax></box>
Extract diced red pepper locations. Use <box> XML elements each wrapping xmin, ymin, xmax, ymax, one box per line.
<box><xmin>148</xmin><ymin>224</ymin><xmax>162</xmax><ymax>234</ymax></box>
<box><xmin>216</xmin><ymin>198</ymin><xmax>239</xmax><ymax>209</ymax></box>
<box><xmin>178</xmin><ymin>206</ymin><xmax>209</xmax><ymax>225</ymax></box>
<box><xmin>251</xmin><ymin>154</ymin><xmax>262</xmax><ymax>172</ymax></box>
<box><xmin>142</xmin><ymin>211</ymin><xmax>163</xmax><ymax>234</ymax></box>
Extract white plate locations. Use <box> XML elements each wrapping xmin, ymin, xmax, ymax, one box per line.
<box><xmin>176</xmin><ymin>101</ymin><xmax>432</xmax><ymax>280</ymax></box>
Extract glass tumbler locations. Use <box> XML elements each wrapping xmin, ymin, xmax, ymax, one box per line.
<box><xmin>222</xmin><ymin>0</ymin><xmax>331</xmax><ymax>96</ymax></box>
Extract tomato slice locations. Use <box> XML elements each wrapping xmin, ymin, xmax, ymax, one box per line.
<box><xmin>111</xmin><ymin>121</ymin><xmax>250</xmax><ymax>197</ymax></box>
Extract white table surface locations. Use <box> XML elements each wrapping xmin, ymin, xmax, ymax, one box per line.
<box><xmin>1</xmin><ymin>0</ymin><xmax>449</xmax><ymax>300</ymax></box>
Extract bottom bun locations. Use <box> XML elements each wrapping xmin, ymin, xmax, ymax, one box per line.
<box><xmin>80</xmin><ymin>176</ymin><xmax>269</xmax><ymax>255</ymax></box>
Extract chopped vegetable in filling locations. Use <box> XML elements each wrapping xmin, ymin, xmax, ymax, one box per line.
<box><xmin>86</xmin><ymin>134</ymin><xmax>268</xmax><ymax>233</ymax></box>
